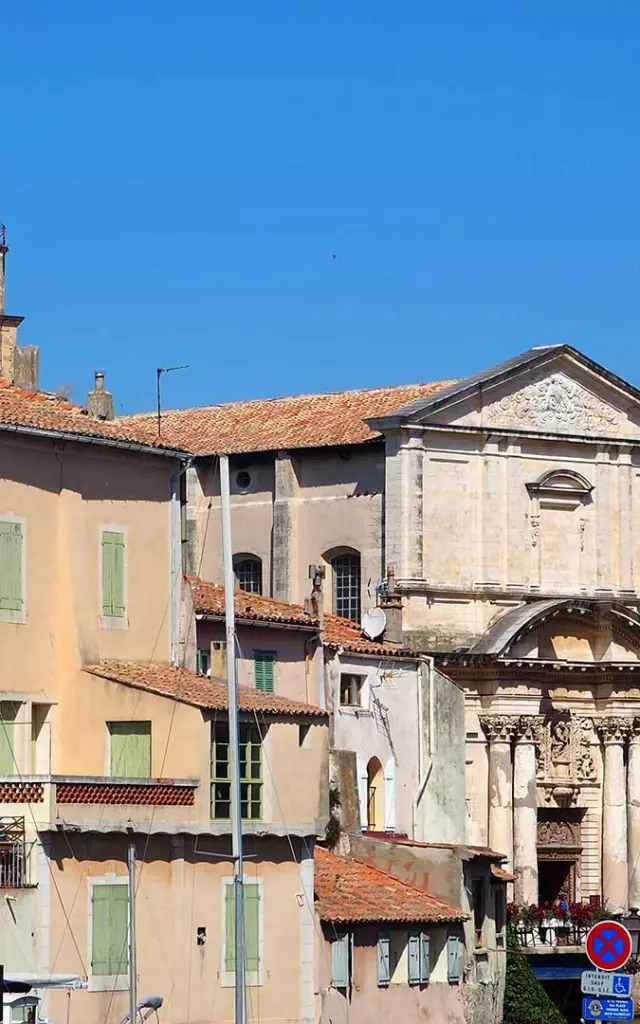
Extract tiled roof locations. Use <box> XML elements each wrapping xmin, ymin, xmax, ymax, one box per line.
<box><xmin>188</xmin><ymin>576</ymin><xmax>317</xmax><ymax>628</ymax></box>
<box><xmin>314</xmin><ymin>847</ymin><xmax>466</xmax><ymax>924</ymax></box>
<box><xmin>323</xmin><ymin>613</ymin><xmax>416</xmax><ymax>658</ymax></box>
<box><xmin>85</xmin><ymin>661</ymin><xmax>327</xmax><ymax>717</ymax></box>
<box><xmin>0</xmin><ymin>377</ymin><xmax>185</xmax><ymax>453</ymax></box>
<box><xmin>119</xmin><ymin>380</ymin><xmax>454</xmax><ymax>456</ymax></box>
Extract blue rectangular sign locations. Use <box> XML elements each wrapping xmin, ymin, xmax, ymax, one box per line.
<box><xmin>582</xmin><ymin>996</ymin><xmax>634</xmax><ymax>1021</ymax></box>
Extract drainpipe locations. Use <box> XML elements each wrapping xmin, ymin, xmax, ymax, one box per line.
<box><xmin>412</xmin><ymin>655</ymin><xmax>435</xmax><ymax>838</ymax></box>
<box><xmin>170</xmin><ymin>458</ymin><xmax>194</xmax><ymax>666</ymax></box>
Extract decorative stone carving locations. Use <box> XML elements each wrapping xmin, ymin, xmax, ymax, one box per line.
<box><xmin>486</xmin><ymin>373</ymin><xmax>622</xmax><ymax>434</ymax></box>
<box><xmin>479</xmin><ymin>715</ymin><xmax>519</xmax><ymax>743</ymax></box>
<box><xmin>550</xmin><ymin>719</ymin><xmax>571</xmax><ymax>764</ymax></box>
<box><xmin>579</xmin><ymin>518</ymin><xmax>587</xmax><ymax>552</ymax></box>
<box><xmin>536</xmin><ymin>712</ymin><xmax>598</xmax><ymax>785</ymax></box>
<box><xmin>598</xmin><ymin>717</ymin><xmax>632</xmax><ymax>744</ymax></box>
<box><xmin>530</xmin><ymin>514</ymin><xmax>540</xmax><ymax>548</ymax></box>
<box><xmin>537</xmin><ymin>819</ymin><xmax>581</xmax><ymax>847</ymax></box>
<box><xmin>516</xmin><ymin>715</ymin><xmax>544</xmax><ymax>744</ymax></box>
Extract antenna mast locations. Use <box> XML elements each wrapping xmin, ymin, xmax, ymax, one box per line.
<box><xmin>156</xmin><ymin>365</ymin><xmax>188</xmax><ymax>436</ymax></box>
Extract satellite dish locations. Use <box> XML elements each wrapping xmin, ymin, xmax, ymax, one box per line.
<box><xmin>361</xmin><ymin>607</ymin><xmax>387</xmax><ymax>640</ymax></box>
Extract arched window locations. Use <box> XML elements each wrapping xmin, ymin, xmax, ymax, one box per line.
<box><xmin>331</xmin><ymin>552</ymin><xmax>361</xmax><ymax>622</ymax></box>
<box><xmin>234</xmin><ymin>556</ymin><xmax>263</xmax><ymax>595</ymax></box>
<box><xmin>366</xmin><ymin>757</ymin><xmax>385</xmax><ymax>832</ymax></box>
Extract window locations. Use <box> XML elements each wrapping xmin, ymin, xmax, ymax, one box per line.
<box><xmin>0</xmin><ymin>519</ymin><xmax>25</xmax><ymax>621</ymax></box>
<box><xmin>366</xmin><ymin>757</ymin><xmax>384</xmax><ymax>832</ymax></box>
<box><xmin>235</xmin><ymin>470</ymin><xmax>252</xmax><ymax>492</ymax></box>
<box><xmin>495</xmin><ymin>884</ymin><xmax>507</xmax><ymax>948</ymax></box>
<box><xmin>408</xmin><ymin>932</ymin><xmax>431</xmax><ymax>985</ymax></box>
<box><xmin>332</xmin><ymin>553</ymin><xmax>361</xmax><ymax>622</ymax></box>
<box><xmin>108</xmin><ymin>722</ymin><xmax>151</xmax><ymax>778</ymax></box>
<box><xmin>234</xmin><ymin>557</ymin><xmax>262</xmax><ymax>595</ymax></box>
<box><xmin>211</xmin><ymin>722</ymin><xmax>262</xmax><ymax>820</ymax></box>
<box><xmin>89</xmin><ymin>880</ymin><xmax>129</xmax><ymax>990</ymax></box>
<box><xmin>447</xmin><ymin>934</ymin><xmax>461</xmax><ymax>983</ymax></box>
<box><xmin>472</xmin><ymin>878</ymin><xmax>485</xmax><ymax>948</ymax></box>
<box><xmin>340</xmin><ymin>674</ymin><xmax>364</xmax><ymax>707</ymax></box>
<box><xmin>222</xmin><ymin>878</ymin><xmax>263</xmax><ymax>986</ymax></box>
<box><xmin>377</xmin><ymin>933</ymin><xmax>390</xmax><ymax>987</ymax></box>
<box><xmin>196</xmin><ymin>649</ymin><xmax>211</xmax><ymax>675</ymax></box>
<box><xmin>101</xmin><ymin>530</ymin><xmax>126</xmax><ymax>622</ymax></box>
<box><xmin>253</xmin><ymin>651</ymin><xmax>275</xmax><ymax>692</ymax></box>
<box><xmin>331</xmin><ymin>932</ymin><xmax>353</xmax><ymax>990</ymax></box>
<box><xmin>0</xmin><ymin>702</ymin><xmax>17</xmax><ymax>775</ymax></box>
<box><xmin>0</xmin><ymin>817</ymin><xmax>29</xmax><ymax>888</ymax></box>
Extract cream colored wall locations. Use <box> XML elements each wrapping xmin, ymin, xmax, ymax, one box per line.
<box><xmin>263</xmin><ymin>718</ymin><xmax>329</xmax><ymax>828</ymax></box>
<box><xmin>45</xmin><ymin>834</ymin><xmax>312</xmax><ymax>1024</ymax></box>
<box><xmin>0</xmin><ymin>435</ymin><xmax>174</xmax><ymax>704</ymax></box>
<box><xmin>191</xmin><ymin>447</ymin><xmax>384</xmax><ymax>611</ymax></box>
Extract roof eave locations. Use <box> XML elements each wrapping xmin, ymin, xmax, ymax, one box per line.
<box><xmin>196</xmin><ymin>612</ymin><xmax>317</xmax><ymax>632</ymax></box>
<box><xmin>0</xmin><ymin>421</ymin><xmax>189</xmax><ymax>458</ymax></box>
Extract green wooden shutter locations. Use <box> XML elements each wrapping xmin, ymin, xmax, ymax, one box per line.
<box><xmin>376</xmin><ymin>934</ymin><xmax>390</xmax><ymax>987</ymax></box>
<box><xmin>0</xmin><ymin>702</ymin><xmax>17</xmax><ymax>775</ymax></box>
<box><xmin>253</xmin><ymin>651</ymin><xmax>275</xmax><ymax>692</ymax></box>
<box><xmin>447</xmin><ymin>934</ymin><xmax>460</xmax><ymax>983</ymax></box>
<box><xmin>225</xmin><ymin>882</ymin><xmax>261</xmax><ymax>974</ymax></box>
<box><xmin>0</xmin><ymin>521</ymin><xmax>23</xmax><ymax>612</ymax></box>
<box><xmin>109</xmin><ymin>722</ymin><xmax>151</xmax><ymax>777</ymax></box>
<box><xmin>420</xmin><ymin>932</ymin><xmax>431</xmax><ymax>983</ymax></box>
<box><xmin>331</xmin><ymin>933</ymin><xmax>350</xmax><ymax>989</ymax></box>
<box><xmin>92</xmin><ymin>884</ymin><xmax>128</xmax><ymax>977</ymax></box>
<box><xmin>408</xmin><ymin>933</ymin><xmax>421</xmax><ymax>985</ymax></box>
<box><xmin>102</xmin><ymin>531</ymin><xmax>125</xmax><ymax>617</ymax></box>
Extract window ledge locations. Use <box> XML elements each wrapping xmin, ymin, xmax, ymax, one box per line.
<box><xmin>88</xmin><ymin>975</ymin><xmax>128</xmax><ymax>992</ymax></box>
<box><xmin>0</xmin><ymin>610</ymin><xmax>26</xmax><ymax>625</ymax></box>
<box><xmin>99</xmin><ymin>616</ymin><xmax>128</xmax><ymax>631</ymax></box>
<box><xmin>337</xmin><ymin>707</ymin><xmax>372</xmax><ymax>716</ymax></box>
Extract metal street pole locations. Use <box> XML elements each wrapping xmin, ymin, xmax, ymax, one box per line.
<box><xmin>128</xmin><ymin>844</ymin><xmax>137</xmax><ymax>1024</ymax></box>
<box><xmin>220</xmin><ymin>454</ymin><xmax>246</xmax><ymax>1024</ymax></box>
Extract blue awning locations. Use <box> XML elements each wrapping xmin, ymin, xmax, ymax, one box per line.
<box><xmin>532</xmin><ymin>966</ymin><xmax>584</xmax><ymax>980</ymax></box>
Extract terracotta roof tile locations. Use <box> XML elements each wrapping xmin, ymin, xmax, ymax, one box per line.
<box><xmin>0</xmin><ymin>377</ymin><xmax>185</xmax><ymax>453</ymax></box>
<box><xmin>314</xmin><ymin>847</ymin><xmax>466</xmax><ymax>923</ymax></box>
<box><xmin>85</xmin><ymin>661</ymin><xmax>327</xmax><ymax>717</ymax></box>
<box><xmin>323</xmin><ymin>613</ymin><xmax>416</xmax><ymax>658</ymax></box>
<box><xmin>189</xmin><ymin>576</ymin><xmax>317</xmax><ymax>628</ymax></box>
<box><xmin>120</xmin><ymin>380</ymin><xmax>454</xmax><ymax>456</ymax></box>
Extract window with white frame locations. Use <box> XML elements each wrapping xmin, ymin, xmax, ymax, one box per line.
<box><xmin>88</xmin><ymin>877</ymin><xmax>129</xmax><ymax>990</ymax></box>
<box><xmin>332</xmin><ymin>553</ymin><xmax>361</xmax><ymax>622</ymax></box>
<box><xmin>234</xmin><ymin>557</ymin><xmax>263</xmax><ymax>595</ymax></box>
<box><xmin>221</xmin><ymin>877</ymin><xmax>263</xmax><ymax>986</ymax></box>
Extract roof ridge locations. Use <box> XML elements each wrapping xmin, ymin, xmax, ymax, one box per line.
<box><xmin>187</xmin><ymin>575</ymin><xmax>312</xmax><ymax>614</ymax></box>
<box><xmin>119</xmin><ymin>379</ymin><xmax>454</xmax><ymax>421</ymax></box>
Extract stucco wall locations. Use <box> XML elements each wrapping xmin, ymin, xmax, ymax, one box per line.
<box><xmin>416</xmin><ymin>665</ymin><xmax>466</xmax><ymax>845</ymax></box>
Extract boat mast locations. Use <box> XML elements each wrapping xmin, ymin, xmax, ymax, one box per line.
<box><xmin>220</xmin><ymin>454</ymin><xmax>247</xmax><ymax>1024</ymax></box>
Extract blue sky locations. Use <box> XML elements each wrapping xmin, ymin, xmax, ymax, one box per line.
<box><xmin>3</xmin><ymin>2</ymin><xmax>640</xmax><ymax>413</ymax></box>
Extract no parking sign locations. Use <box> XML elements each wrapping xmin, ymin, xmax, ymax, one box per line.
<box><xmin>586</xmin><ymin>921</ymin><xmax>633</xmax><ymax>972</ymax></box>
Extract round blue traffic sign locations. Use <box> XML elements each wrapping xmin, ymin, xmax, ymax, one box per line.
<box><xmin>586</xmin><ymin>921</ymin><xmax>632</xmax><ymax>972</ymax></box>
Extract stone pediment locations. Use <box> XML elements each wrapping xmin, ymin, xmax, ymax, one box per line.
<box><xmin>369</xmin><ymin>345</ymin><xmax>640</xmax><ymax>440</ymax></box>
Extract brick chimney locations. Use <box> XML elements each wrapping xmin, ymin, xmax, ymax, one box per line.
<box><xmin>86</xmin><ymin>371</ymin><xmax>115</xmax><ymax>420</ymax></box>
<box><xmin>0</xmin><ymin>225</ymin><xmax>39</xmax><ymax>389</ymax></box>
<box><xmin>379</xmin><ymin>567</ymin><xmax>404</xmax><ymax>646</ymax></box>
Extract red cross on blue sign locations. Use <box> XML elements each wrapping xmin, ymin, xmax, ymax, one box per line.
<box><xmin>586</xmin><ymin>921</ymin><xmax>632</xmax><ymax>972</ymax></box>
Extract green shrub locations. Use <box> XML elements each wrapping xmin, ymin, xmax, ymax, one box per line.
<box><xmin>503</xmin><ymin>929</ymin><xmax>568</xmax><ymax>1024</ymax></box>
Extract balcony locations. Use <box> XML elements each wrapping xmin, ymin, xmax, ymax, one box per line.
<box><xmin>509</xmin><ymin>902</ymin><xmax>605</xmax><ymax>950</ymax></box>
<box><xmin>0</xmin><ymin>817</ymin><xmax>35</xmax><ymax>888</ymax></box>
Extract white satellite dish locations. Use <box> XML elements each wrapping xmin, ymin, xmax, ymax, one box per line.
<box><xmin>361</xmin><ymin>607</ymin><xmax>387</xmax><ymax>640</ymax></box>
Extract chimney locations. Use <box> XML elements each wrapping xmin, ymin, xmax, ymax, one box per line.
<box><xmin>379</xmin><ymin>567</ymin><xmax>404</xmax><ymax>646</ymax></box>
<box><xmin>0</xmin><ymin>225</ymin><xmax>39</xmax><ymax>389</ymax></box>
<box><xmin>86</xmin><ymin>371</ymin><xmax>115</xmax><ymax>420</ymax></box>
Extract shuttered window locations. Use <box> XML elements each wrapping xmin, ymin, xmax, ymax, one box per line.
<box><xmin>102</xmin><ymin>531</ymin><xmax>126</xmax><ymax>618</ymax></box>
<box><xmin>224</xmin><ymin>881</ymin><xmax>262</xmax><ymax>977</ymax></box>
<box><xmin>447</xmin><ymin>934</ymin><xmax>461</xmax><ymax>983</ymax></box>
<box><xmin>108</xmin><ymin>722</ymin><xmax>151</xmax><ymax>777</ymax></box>
<box><xmin>0</xmin><ymin>702</ymin><xmax>18</xmax><ymax>775</ymax></box>
<box><xmin>408</xmin><ymin>931</ymin><xmax>431</xmax><ymax>985</ymax></box>
<box><xmin>331</xmin><ymin>932</ymin><xmax>352</xmax><ymax>989</ymax></box>
<box><xmin>376</xmin><ymin>934</ymin><xmax>390</xmax><ymax>987</ymax></box>
<box><xmin>253</xmin><ymin>651</ymin><xmax>275</xmax><ymax>693</ymax></box>
<box><xmin>91</xmin><ymin>884</ymin><xmax>129</xmax><ymax>977</ymax></box>
<box><xmin>0</xmin><ymin>521</ymin><xmax>24</xmax><ymax>614</ymax></box>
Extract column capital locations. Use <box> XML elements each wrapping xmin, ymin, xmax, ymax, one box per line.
<box><xmin>480</xmin><ymin>714</ymin><xmax>519</xmax><ymax>743</ymax></box>
<box><xmin>515</xmin><ymin>715</ymin><xmax>545</xmax><ymax>744</ymax></box>
<box><xmin>598</xmin><ymin>717</ymin><xmax>632</xmax><ymax>744</ymax></box>
<box><xmin>630</xmin><ymin>717</ymin><xmax>640</xmax><ymax>743</ymax></box>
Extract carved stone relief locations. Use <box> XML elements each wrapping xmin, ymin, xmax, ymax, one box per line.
<box><xmin>479</xmin><ymin>715</ymin><xmax>519</xmax><ymax>743</ymax></box>
<box><xmin>537</xmin><ymin>819</ymin><xmax>581</xmax><ymax>847</ymax></box>
<box><xmin>485</xmin><ymin>373</ymin><xmax>623</xmax><ymax>434</ymax></box>
<box><xmin>536</xmin><ymin>712</ymin><xmax>597</xmax><ymax>786</ymax></box>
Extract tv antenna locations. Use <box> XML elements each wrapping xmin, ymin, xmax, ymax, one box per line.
<box><xmin>156</xmin><ymin>365</ymin><xmax>188</xmax><ymax>436</ymax></box>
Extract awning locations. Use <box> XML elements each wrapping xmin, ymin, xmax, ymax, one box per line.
<box><xmin>531</xmin><ymin>965</ymin><xmax>585</xmax><ymax>980</ymax></box>
<box><xmin>3</xmin><ymin>974</ymin><xmax>85</xmax><ymax>990</ymax></box>
<box><xmin>491</xmin><ymin>863</ymin><xmax>516</xmax><ymax>882</ymax></box>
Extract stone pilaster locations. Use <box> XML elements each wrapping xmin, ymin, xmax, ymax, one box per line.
<box><xmin>513</xmin><ymin>715</ymin><xmax>544</xmax><ymax>906</ymax></box>
<box><xmin>273</xmin><ymin>451</ymin><xmax>298</xmax><ymax>601</ymax></box>
<box><xmin>599</xmin><ymin>717</ymin><xmax>631</xmax><ymax>910</ymax></box>
<box><xmin>595</xmin><ymin>447</ymin><xmax>614</xmax><ymax>593</ymax></box>
<box><xmin>618</xmin><ymin>447</ymin><xmax>634</xmax><ymax>594</ymax></box>
<box><xmin>628</xmin><ymin>719</ymin><xmax>640</xmax><ymax>911</ymax></box>
<box><xmin>480</xmin><ymin>437</ymin><xmax>502</xmax><ymax>587</ymax></box>
<box><xmin>480</xmin><ymin>715</ymin><xmax>518</xmax><ymax>871</ymax></box>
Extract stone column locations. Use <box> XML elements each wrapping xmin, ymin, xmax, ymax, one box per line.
<box><xmin>600</xmin><ymin>717</ymin><xmax>631</xmax><ymax>911</ymax></box>
<box><xmin>480</xmin><ymin>715</ymin><xmax>518</xmax><ymax>871</ymax></box>
<box><xmin>273</xmin><ymin>450</ymin><xmax>298</xmax><ymax>601</ymax></box>
<box><xmin>513</xmin><ymin>716</ymin><xmax>544</xmax><ymax>906</ymax></box>
<box><xmin>628</xmin><ymin>719</ymin><xmax>640</xmax><ymax>911</ymax></box>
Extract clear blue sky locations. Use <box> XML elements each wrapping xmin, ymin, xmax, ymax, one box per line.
<box><xmin>3</xmin><ymin>2</ymin><xmax>640</xmax><ymax>414</ymax></box>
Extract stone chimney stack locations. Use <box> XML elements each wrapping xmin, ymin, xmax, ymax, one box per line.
<box><xmin>0</xmin><ymin>225</ymin><xmax>39</xmax><ymax>389</ymax></box>
<box><xmin>379</xmin><ymin>567</ymin><xmax>404</xmax><ymax>646</ymax></box>
<box><xmin>86</xmin><ymin>371</ymin><xmax>115</xmax><ymax>420</ymax></box>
